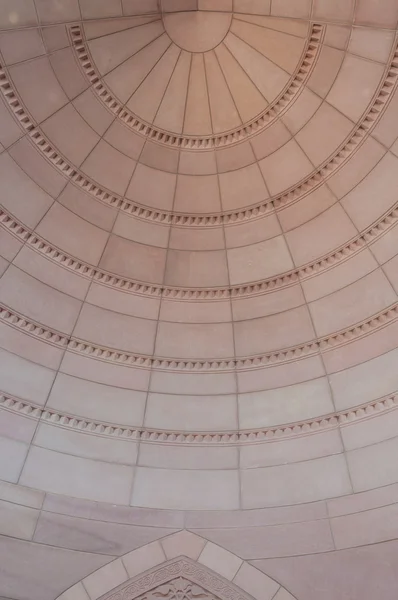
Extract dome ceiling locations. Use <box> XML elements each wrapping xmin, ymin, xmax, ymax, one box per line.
<box><xmin>72</xmin><ymin>11</ymin><xmax>322</xmax><ymax>147</ymax></box>
<box><xmin>0</xmin><ymin>0</ymin><xmax>398</xmax><ymax>519</ymax></box>
<box><xmin>81</xmin><ymin>10</ymin><xmax>310</xmax><ymax>138</ymax></box>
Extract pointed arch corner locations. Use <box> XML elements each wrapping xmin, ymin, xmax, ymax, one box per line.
<box><xmin>55</xmin><ymin>531</ymin><xmax>297</xmax><ymax>600</ymax></box>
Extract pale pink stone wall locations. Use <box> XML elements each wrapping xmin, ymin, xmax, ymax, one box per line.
<box><xmin>0</xmin><ymin>0</ymin><xmax>398</xmax><ymax>598</ymax></box>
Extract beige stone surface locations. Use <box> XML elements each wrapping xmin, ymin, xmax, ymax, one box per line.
<box><xmin>47</xmin><ymin>372</ymin><xmax>146</xmax><ymax>426</ymax></box>
<box><xmin>1</xmin><ymin>3</ymin><xmax>398</xmax><ymax>597</ymax></box>
<box><xmin>347</xmin><ymin>436</ymin><xmax>398</xmax><ymax>492</ymax></box>
<box><xmin>0</xmin><ymin>265</ymin><xmax>82</xmax><ymax>333</ymax></box>
<box><xmin>196</xmin><ymin>518</ymin><xmax>334</xmax><ymax>558</ymax></box>
<box><xmin>34</xmin><ymin>510</ymin><xmax>174</xmax><ymax>555</ymax></box>
<box><xmin>161</xmin><ymin>530</ymin><xmax>206</xmax><ymax>560</ymax></box>
<box><xmin>0</xmin><ymin>152</ymin><xmax>53</xmax><ymax>228</ymax></box>
<box><xmin>198</xmin><ymin>542</ymin><xmax>242</xmax><ymax>580</ymax></box>
<box><xmin>0</xmin><ymin>348</ymin><xmax>56</xmax><ymax>404</ymax></box>
<box><xmin>0</xmin><ymin>480</ymin><xmax>44</xmax><ymax>509</ymax></box>
<box><xmin>8</xmin><ymin>137</ymin><xmax>67</xmax><ymax>197</ymax></box>
<box><xmin>0</xmin><ymin>536</ymin><xmax>111</xmax><ymax>600</ymax></box>
<box><xmin>233</xmin><ymin>561</ymin><xmax>280</xmax><ymax>599</ymax></box>
<box><xmin>132</xmin><ymin>468</ymin><xmax>240</xmax><ymax>510</ymax></box>
<box><xmin>83</xmin><ymin>559</ymin><xmax>128</xmax><ymax>600</ymax></box>
<box><xmin>0</xmin><ymin>409</ymin><xmax>37</xmax><ymax>444</ymax></box>
<box><xmin>122</xmin><ymin>540</ymin><xmax>165</xmax><ymax>577</ymax></box>
<box><xmin>0</xmin><ymin>436</ymin><xmax>29</xmax><ymax>483</ymax></box>
<box><xmin>253</xmin><ymin>540</ymin><xmax>398</xmax><ymax>600</ymax></box>
<box><xmin>144</xmin><ymin>393</ymin><xmax>237</xmax><ymax>430</ymax></box>
<box><xmin>34</xmin><ymin>423</ymin><xmax>138</xmax><ymax>465</ymax></box>
<box><xmin>0</xmin><ymin>499</ymin><xmax>39</xmax><ymax>540</ymax></box>
<box><xmin>57</xmin><ymin>582</ymin><xmax>91</xmax><ymax>600</ymax></box>
<box><xmin>9</xmin><ymin>56</ymin><xmax>68</xmax><ymax>122</ymax></box>
<box><xmin>238</xmin><ymin>377</ymin><xmax>334</xmax><ymax>428</ymax></box>
<box><xmin>329</xmin><ymin>347</ymin><xmax>398</xmax><ymax>409</ymax></box>
<box><xmin>20</xmin><ymin>447</ymin><xmax>134</xmax><ymax>504</ymax></box>
<box><xmin>241</xmin><ymin>454</ymin><xmax>352</xmax><ymax>508</ymax></box>
<box><xmin>240</xmin><ymin>429</ymin><xmax>343</xmax><ymax>468</ymax></box>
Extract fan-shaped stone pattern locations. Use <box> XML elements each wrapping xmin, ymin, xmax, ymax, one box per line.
<box><xmin>81</xmin><ymin>11</ymin><xmax>310</xmax><ymax>142</ymax></box>
<box><xmin>70</xmin><ymin>20</ymin><xmax>324</xmax><ymax>149</ymax></box>
<box><xmin>163</xmin><ymin>10</ymin><xmax>232</xmax><ymax>51</ymax></box>
<box><xmin>4</xmin><ymin>28</ymin><xmax>398</xmax><ymax>230</ymax></box>
<box><xmin>1</xmin><ymin>0</ymin><xmax>398</xmax><ymax>525</ymax></box>
<box><xmin>2</xmin><ymin>4</ymin><xmax>398</xmax><ymax>599</ymax></box>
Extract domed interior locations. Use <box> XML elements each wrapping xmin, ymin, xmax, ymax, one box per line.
<box><xmin>1</xmin><ymin>1</ymin><xmax>398</xmax><ymax>599</ymax></box>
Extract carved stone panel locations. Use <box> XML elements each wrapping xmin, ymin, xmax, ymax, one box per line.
<box><xmin>101</xmin><ymin>558</ymin><xmax>252</xmax><ymax>600</ymax></box>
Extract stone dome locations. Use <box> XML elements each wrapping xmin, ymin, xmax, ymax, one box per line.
<box><xmin>1</xmin><ymin>0</ymin><xmax>398</xmax><ymax>599</ymax></box>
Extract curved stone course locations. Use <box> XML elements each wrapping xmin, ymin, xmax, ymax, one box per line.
<box><xmin>69</xmin><ymin>22</ymin><xmax>325</xmax><ymax>150</ymax></box>
<box><xmin>1</xmin><ymin>205</ymin><xmax>397</xmax><ymax>300</ymax></box>
<box><xmin>1</xmin><ymin>389</ymin><xmax>397</xmax><ymax>446</ymax></box>
<box><xmin>0</xmin><ymin>39</ymin><xmax>396</xmax><ymax>228</ymax></box>
<box><xmin>1</xmin><ymin>302</ymin><xmax>398</xmax><ymax>371</ymax></box>
<box><xmin>1</xmin><ymin>2</ymin><xmax>398</xmax><ymax>596</ymax></box>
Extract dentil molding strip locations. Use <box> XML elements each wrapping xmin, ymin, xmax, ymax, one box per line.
<box><xmin>0</xmin><ymin>36</ymin><xmax>397</xmax><ymax>228</ymax></box>
<box><xmin>69</xmin><ymin>22</ymin><xmax>325</xmax><ymax>150</ymax></box>
<box><xmin>1</xmin><ymin>204</ymin><xmax>397</xmax><ymax>301</ymax></box>
<box><xmin>1</xmin><ymin>302</ymin><xmax>398</xmax><ymax>371</ymax></box>
<box><xmin>1</xmin><ymin>388</ymin><xmax>397</xmax><ymax>445</ymax></box>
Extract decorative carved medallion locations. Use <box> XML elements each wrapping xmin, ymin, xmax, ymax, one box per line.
<box><xmin>101</xmin><ymin>559</ymin><xmax>251</xmax><ymax>600</ymax></box>
<box><xmin>136</xmin><ymin>578</ymin><xmax>215</xmax><ymax>600</ymax></box>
